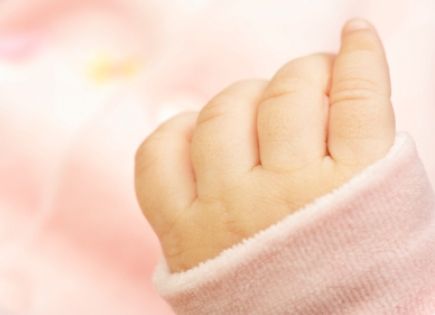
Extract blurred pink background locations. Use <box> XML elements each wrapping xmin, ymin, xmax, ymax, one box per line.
<box><xmin>0</xmin><ymin>0</ymin><xmax>434</xmax><ymax>314</ymax></box>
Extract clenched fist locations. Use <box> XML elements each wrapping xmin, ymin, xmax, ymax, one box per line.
<box><xmin>135</xmin><ymin>19</ymin><xmax>395</xmax><ymax>273</ymax></box>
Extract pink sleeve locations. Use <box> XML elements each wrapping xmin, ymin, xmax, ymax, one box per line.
<box><xmin>152</xmin><ymin>133</ymin><xmax>435</xmax><ymax>315</ymax></box>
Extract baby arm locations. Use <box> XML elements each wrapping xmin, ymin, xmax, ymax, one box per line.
<box><xmin>135</xmin><ymin>19</ymin><xmax>435</xmax><ymax>314</ymax></box>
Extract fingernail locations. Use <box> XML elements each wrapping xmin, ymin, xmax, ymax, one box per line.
<box><xmin>344</xmin><ymin>18</ymin><xmax>372</xmax><ymax>33</ymax></box>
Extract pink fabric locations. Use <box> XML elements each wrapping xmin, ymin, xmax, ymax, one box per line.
<box><xmin>154</xmin><ymin>133</ymin><xmax>435</xmax><ymax>314</ymax></box>
<box><xmin>0</xmin><ymin>0</ymin><xmax>434</xmax><ymax>314</ymax></box>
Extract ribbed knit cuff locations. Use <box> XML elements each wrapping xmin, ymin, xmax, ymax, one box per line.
<box><xmin>153</xmin><ymin>133</ymin><xmax>435</xmax><ymax>315</ymax></box>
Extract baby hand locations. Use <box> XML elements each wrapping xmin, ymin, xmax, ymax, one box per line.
<box><xmin>135</xmin><ymin>19</ymin><xmax>395</xmax><ymax>273</ymax></box>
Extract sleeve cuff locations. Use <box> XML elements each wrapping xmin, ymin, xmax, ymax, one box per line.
<box><xmin>153</xmin><ymin>132</ymin><xmax>435</xmax><ymax>315</ymax></box>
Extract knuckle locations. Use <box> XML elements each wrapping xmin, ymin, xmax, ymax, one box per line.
<box><xmin>265</xmin><ymin>71</ymin><xmax>320</xmax><ymax>102</ymax></box>
<box><xmin>227</xmin><ymin>78</ymin><xmax>267</xmax><ymax>89</ymax></box>
<box><xmin>197</xmin><ymin>79</ymin><xmax>267</xmax><ymax>125</ymax></box>
<box><xmin>197</xmin><ymin>97</ymin><xmax>231</xmax><ymax>125</ymax></box>
<box><xmin>135</xmin><ymin>135</ymin><xmax>163</xmax><ymax>175</ymax></box>
<box><xmin>158</xmin><ymin>111</ymin><xmax>197</xmax><ymax>131</ymax></box>
<box><xmin>263</xmin><ymin>54</ymin><xmax>332</xmax><ymax>101</ymax></box>
<box><xmin>170</xmin><ymin>111</ymin><xmax>198</xmax><ymax>123</ymax></box>
<box><xmin>263</xmin><ymin>76</ymin><xmax>311</xmax><ymax>101</ymax></box>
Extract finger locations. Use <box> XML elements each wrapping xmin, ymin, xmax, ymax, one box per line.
<box><xmin>328</xmin><ymin>19</ymin><xmax>395</xmax><ymax>166</ymax></box>
<box><xmin>191</xmin><ymin>80</ymin><xmax>268</xmax><ymax>195</ymax></box>
<box><xmin>135</xmin><ymin>112</ymin><xmax>197</xmax><ymax>234</ymax></box>
<box><xmin>257</xmin><ymin>53</ymin><xmax>333</xmax><ymax>172</ymax></box>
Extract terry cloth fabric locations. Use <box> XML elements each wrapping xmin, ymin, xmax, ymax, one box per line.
<box><xmin>153</xmin><ymin>133</ymin><xmax>435</xmax><ymax>315</ymax></box>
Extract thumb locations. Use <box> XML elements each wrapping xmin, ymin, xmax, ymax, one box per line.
<box><xmin>328</xmin><ymin>18</ymin><xmax>395</xmax><ymax>166</ymax></box>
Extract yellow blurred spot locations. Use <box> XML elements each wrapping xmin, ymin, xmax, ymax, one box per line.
<box><xmin>87</xmin><ymin>54</ymin><xmax>142</xmax><ymax>84</ymax></box>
